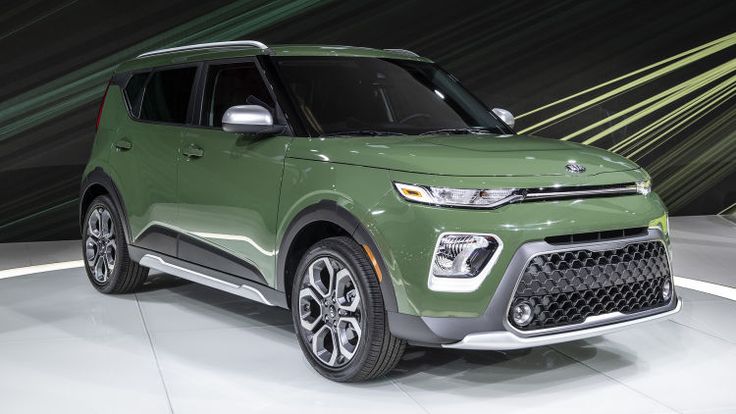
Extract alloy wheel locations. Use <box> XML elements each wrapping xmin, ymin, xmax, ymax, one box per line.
<box><xmin>85</xmin><ymin>206</ymin><xmax>116</xmax><ymax>284</ymax></box>
<box><xmin>298</xmin><ymin>256</ymin><xmax>364</xmax><ymax>368</ymax></box>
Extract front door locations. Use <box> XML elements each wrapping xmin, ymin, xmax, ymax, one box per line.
<box><xmin>176</xmin><ymin>60</ymin><xmax>292</xmax><ymax>286</ymax></box>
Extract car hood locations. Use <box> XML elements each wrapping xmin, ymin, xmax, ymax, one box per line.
<box><xmin>287</xmin><ymin>134</ymin><xmax>640</xmax><ymax>177</ymax></box>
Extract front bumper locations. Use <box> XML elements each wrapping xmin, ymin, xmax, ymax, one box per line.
<box><xmin>444</xmin><ymin>298</ymin><xmax>681</xmax><ymax>350</ymax></box>
<box><xmin>387</xmin><ymin>228</ymin><xmax>681</xmax><ymax>348</ymax></box>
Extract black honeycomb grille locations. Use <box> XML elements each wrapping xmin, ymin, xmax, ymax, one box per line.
<box><xmin>509</xmin><ymin>241</ymin><xmax>672</xmax><ymax>331</ymax></box>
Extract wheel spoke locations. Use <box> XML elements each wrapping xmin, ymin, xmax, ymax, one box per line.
<box><xmin>311</xmin><ymin>324</ymin><xmax>339</xmax><ymax>367</ymax></box>
<box><xmin>336</xmin><ymin>316</ymin><xmax>362</xmax><ymax>360</ymax></box>
<box><xmin>308</xmin><ymin>257</ymin><xmax>335</xmax><ymax>297</ymax></box>
<box><xmin>335</xmin><ymin>268</ymin><xmax>360</xmax><ymax>312</ymax></box>
<box><xmin>298</xmin><ymin>287</ymin><xmax>323</xmax><ymax>331</ymax></box>
<box><xmin>87</xmin><ymin>209</ymin><xmax>101</xmax><ymax>239</ymax></box>
<box><xmin>85</xmin><ymin>237</ymin><xmax>97</xmax><ymax>265</ymax></box>
<box><xmin>93</xmin><ymin>255</ymin><xmax>107</xmax><ymax>283</ymax></box>
<box><xmin>100</xmin><ymin>209</ymin><xmax>114</xmax><ymax>238</ymax></box>
<box><xmin>104</xmin><ymin>241</ymin><xmax>116</xmax><ymax>271</ymax></box>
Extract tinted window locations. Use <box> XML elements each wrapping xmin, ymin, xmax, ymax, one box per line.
<box><xmin>124</xmin><ymin>72</ymin><xmax>149</xmax><ymax>118</ymax></box>
<box><xmin>274</xmin><ymin>57</ymin><xmax>508</xmax><ymax>136</ymax></box>
<box><xmin>202</xmin><ymin>62</ymin><xmax>274</xmax><ymax>127</ymax></box>
<box><xmin>140</xmin><ymin>67</ymin><xmax>197</xmax><ymax>124</ymax></box>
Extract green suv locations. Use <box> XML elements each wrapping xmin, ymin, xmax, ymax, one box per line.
<box><xmin>81</xmin><ymin>40</ymin><xmax>680</xmax><ymax>382</ymax></box>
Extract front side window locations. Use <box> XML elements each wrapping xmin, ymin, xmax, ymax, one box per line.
<box><xmin>273</xmin><ymin>57</ymin><xmax>509</xmax><ymax>136</ymax></box>
<box><xmin>140</xmin><ymin>67</ymin><xmax>197</xmax><ymax>124</ymax></box>
<box><xmin>202</xmin><ymin>62</ymin><xmax>274</xmax><ymax>128</ymax></box>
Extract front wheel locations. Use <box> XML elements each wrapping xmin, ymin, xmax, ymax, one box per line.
<box><xmin>291</xmin><ymin>236</ymin><xmax>405</xmax><ymax>382</ymax></box>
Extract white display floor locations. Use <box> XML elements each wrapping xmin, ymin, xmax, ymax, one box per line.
<box><xmin>1</xmin><ymin>216</ymin><xmax>734</xmax><ymax>413</ymax></box>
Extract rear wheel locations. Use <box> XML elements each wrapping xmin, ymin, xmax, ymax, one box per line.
<box><xmin>83</xmin><ymin>195</ymin><xmax>148</xmax><ymax>293</ymax></box>
<box><xmin>291</xmin><ymin>236</ymin><xmax>405</xmax><ymax>382</ymax></box>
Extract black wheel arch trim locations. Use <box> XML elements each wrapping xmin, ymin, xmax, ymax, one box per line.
<box><xmin>80</xmin><ymin>167</ymin><xmax>132</xmax><ymax>244</ymax></box>
<box><xmin>277</xmin><ymin>200</ymin><xmax>399</xmax><ymax>313</ymax></box>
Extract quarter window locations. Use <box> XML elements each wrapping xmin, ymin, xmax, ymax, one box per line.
<box><xmin>202</xmin><ymin>62</ymin><xmax>274</xmax><ymax>128</ymax></box>
<box><xmin>140</xmin><ymin>67</ymin><xmax>197</xmax><ymax>124</ymax></box>
<box><xmin>123</xmin><ymin>72</ymin><xmax>149</xmax><ymax>118</ymax></box>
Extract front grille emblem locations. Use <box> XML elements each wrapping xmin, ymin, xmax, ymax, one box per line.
<box><xmin>565</xmin><ymin>162</ymin><xmax>586</xmax><ymax>173</ymax></box>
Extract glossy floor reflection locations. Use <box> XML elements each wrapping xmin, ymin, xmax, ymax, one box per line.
<box><xmin>0</xmin><ymin>216</ymin><xmax>734</xmax><ymax>413</ymax></box>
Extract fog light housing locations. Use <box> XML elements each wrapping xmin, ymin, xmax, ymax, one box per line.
<box><xmin>511</xmin><ymin>301</ymin><xmax>533</xmax><ymax>327</ymax></box>
<box><xmin>431</xmin><ymin>234</ymin><xmax>499</xmax><ymax>278</ymax></box>
<box><xmin>662</xmin><ymin>280</ymin><xmax>672</xmax><ymax>301</ymax></box>
<box><xmin>427</xmin><ymin>233</ymin><xmax>502</xmax><ymax>292</ymax></box>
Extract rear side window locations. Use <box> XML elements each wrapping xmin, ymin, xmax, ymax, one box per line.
<box><xmin>140</xmin><ymin>67</ymin><xmax>197</xmax><ymax>124</ymax></box>
<box><xmin>202</xmin><ymin>62</ymin><xmax>274</xmax><ymax>127</ymax></box>
<box><xmin>124</xmin><ymin>72</ymin><xmax>149</xmax><ymax>118</ymax></box>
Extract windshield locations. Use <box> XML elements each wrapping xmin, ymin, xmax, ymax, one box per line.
<box><xmin>273</xmin><ymin>57</ymin><xmax>510</xmax><ymax>136</ymax></box>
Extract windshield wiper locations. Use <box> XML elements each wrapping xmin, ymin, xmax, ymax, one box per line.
<box><xmin>420</xmin><ymin>127</ymin><xmax>494</xmax><ymax>136</ymax></box>
<box><xmin>324</xmin><ymin>130</ymin><xmax>407</xmax><ymax>137</ymax></box>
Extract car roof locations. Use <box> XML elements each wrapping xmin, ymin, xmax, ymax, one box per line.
<box><xmin>116</xmin><ymin>41</ymin><xmax>432</xmax><ymax>73</ymax></box>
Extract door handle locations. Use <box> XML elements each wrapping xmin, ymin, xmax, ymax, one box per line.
<box><xmin>114</xmin><ymin>139</ymin><xmax>132</xmax><ymax>151</ymax></box>
<box><xmin>182</xmin><ymin>144</ymin><xmax>204</xmax><ymax>159</ymax></box>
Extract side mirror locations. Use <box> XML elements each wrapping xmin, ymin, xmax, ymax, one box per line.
<box><xmin>222</xmin><ymin>105</ymin><xmax>285</xmax><ymax>135</ymax></box>
<box><xmin>492</xmin><ymin>108</ymin><xmax>515</xmax><ymax>129</ymax></box>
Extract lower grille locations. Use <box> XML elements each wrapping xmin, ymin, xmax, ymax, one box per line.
<box><xmin>508</xmin><ymin>240</ymin><xmax>672</xmax><ymax>331</ymax></box>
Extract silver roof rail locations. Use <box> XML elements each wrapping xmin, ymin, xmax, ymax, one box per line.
<box><xmin>384</xmin><ymin>48</ymin><xmax>420</xmax><ymax>57</ymax></box>
<box><xmin>137</xmin><ymin>40</ymin><xmax>269</xmax><ymax>58</ymax></box>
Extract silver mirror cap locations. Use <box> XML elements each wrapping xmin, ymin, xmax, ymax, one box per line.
<box><xmin>492</xmin><ymin>108</ymin><xmax>515</xmax><ymax>129</ymax></box>
<box><xmin>222</xmin><ymin>105</ymin><xmax>274</xmax><ymax>133</ymax></box>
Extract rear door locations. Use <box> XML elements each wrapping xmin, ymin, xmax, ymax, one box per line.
<box><xmin>175</xmin><ymin>59</ymin><xmax>292</xmax><ymax>286</ymax></box>
<box><xmin>109</xmin><ymin>65</ymin><xmax>198</xmax><ymax>256</ymax></box>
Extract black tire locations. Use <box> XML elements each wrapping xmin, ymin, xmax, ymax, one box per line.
<box><xmin>82</xmin><ymin>195</ymin><xmax>148</xmax><ymax>294</ymax></box>
<box><xmin>291</xmin><ymin>236</ymin><xmax>405</xmax><ymax>382</ymax></box>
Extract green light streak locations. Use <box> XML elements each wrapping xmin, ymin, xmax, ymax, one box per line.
<box><xmin>718</xmin><ymin>201</ymin><xmax>736</xmax><ymax>215</ymax></box>
<box><xmin>0</xmin><ymin>0</ymin><xmax>332</xmax><ymax>232</ymax></box>
<box><xmin>517</xmin><ymin>33</ymin><xmax>736</xmax><ymax>135</ymax></box>
<box><xmin>609</xmin><ymin>80</ymin><xmax>736</xmax><ymax>154</ymax></box>
<box><xmin>516</xmin><ymin>32</ymin><xmax>736</xmax><ymax>120</ymax></box>
<box><xmin>0</xmin><ymin>198</ymin><xmax>79</xmax><ymax>232</ymax></box>
<box><xmin>0</xmin><ymin>0</ymin><xmax>331</xmax><ymax>143</ymax></box>
<box><xmin>562</xmin><ymin>60</ymin><xmax>735</xmax><ymax>144</ymax></box>
<box><xmin>653</xmin><ymin>105</ymin><xmax>736</xmax><ymax>212</ymax></box>
<box><xmin>625</xmin><ymin>82</ymin><xmax>736</xmax><ymax>158</ymax></box>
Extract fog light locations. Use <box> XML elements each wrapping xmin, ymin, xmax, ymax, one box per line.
<box><xmin>662</xmin><ymin>280</ymin><xmax>672</xmax><ymax>301</ymax></box>
<box><xmin>512</xmin><ymin>301</ymin><xmax>533</xmax><ymax>327</ymax></box>
<box><xmin>431</xmin><ymin>234</ymin><xmax>499</xmax><ymax>278</ymax></box>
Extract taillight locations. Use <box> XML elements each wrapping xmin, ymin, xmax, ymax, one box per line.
<box><xmin>96</xmin><ymin>80</ymin><xmax>111</xmax><ymax>131</ymax></box>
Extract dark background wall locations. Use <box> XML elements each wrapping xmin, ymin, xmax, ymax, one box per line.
<box><xmin>1</xmin><ymin>0</ymin><xmax>734</xmax><ymax>242</ymax></box>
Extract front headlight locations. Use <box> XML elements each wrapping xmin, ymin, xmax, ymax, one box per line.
<box><xmin>394</xmin><ymin>182</ymin><xmax>522</xmax><ymax>208</ymax></box>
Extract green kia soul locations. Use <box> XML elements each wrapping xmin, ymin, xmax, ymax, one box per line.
<box><xmin>81</xmin><ymin>40</ymin><xmax>680</xmax><ymax>382</ymax></box>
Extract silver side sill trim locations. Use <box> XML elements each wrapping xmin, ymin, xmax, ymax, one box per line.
<box><xmin>139</xmin><ymin>254</ymin><xmax>273</xmax><ymax>306</ymax></box>
<box><xmin>442</xmin><ymin>300</ymin><xmax>681</xmax><ymax>350</ymax></box>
